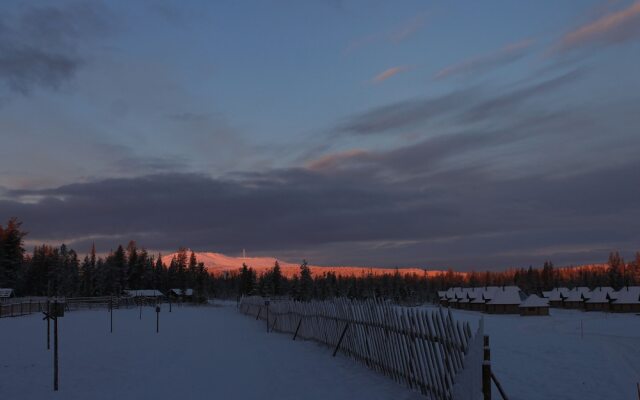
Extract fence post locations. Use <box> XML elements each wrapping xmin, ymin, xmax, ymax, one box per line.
<box><xmin>482</xmin><ymin>335</ymin><xmax>491</xmax><ymax>400</ymax></box>
<box><xmin>53</xmin><ymin>313</ymin><xmax>59</xmax><ymax>391</ymax></box>
<box><xmin>109</xmin><ymin>297</ymin><xmax>113</xmax><ymax>334</ymax></box>
<box><xmin>47</xmin><ymin>300</ymin><xmax>51</xmax><ymax>350</ymax></box>
<box><xmin>333</xmin><ymin>323</ymin><xmax>349</xmax><ymax>357</ymax></box>
<box><xmin>293</xmin><ymin>317</ymin><xmax>303</xmax><ymax>340</ymax></box>
<box><xmin>156</xmin><ymin>305</ymin><xmax>160</xmax><ymax>333</ymax></box>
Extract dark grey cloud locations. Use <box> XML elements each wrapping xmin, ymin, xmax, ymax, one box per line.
<box><xmin>2</xmin><ymin>146</ymin><xmax>639</xmax><ymax>269</ymax></box>
<box><xmin>0</xmin><ymin>2</ymin><xmax>110</xmax><ymax>94</ymax></box>
<box><xmin>337</xmin><ymin>69</ymin><xmax>583</xmax><ymax>136</ymax></box>
<box><xmin>435</xmin><ymin>39</ymin><xmax>534</xmax><ymax>80</ymax></box>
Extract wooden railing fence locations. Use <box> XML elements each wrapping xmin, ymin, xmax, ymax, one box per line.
<box><xmin>0</xmin><ymin>296</ymin><xmax>142</xmax><ymax>318</ymax></box>
<box><xmin>0</xmin><ymin>299</ymin><xmax>48</xmax><ymax>318</ymax></box>
<box><xmin>239</xmin><ymin>296</ymin><xmax>484</xmax><ymax>400</ymax></box>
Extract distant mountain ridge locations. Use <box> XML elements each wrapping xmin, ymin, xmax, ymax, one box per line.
<box><xmin>162</xmin><ymin>251</ymin><xmax>446</xmax><ymax>278</ymax></box>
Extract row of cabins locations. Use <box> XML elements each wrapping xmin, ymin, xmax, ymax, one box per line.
<box><xmin>438</xmin><ymin>286</ymin><xmax>545</xmax><ymax>316</ymax></box>
<box><xmin>439</xmin><ymin>285</ymin><xmax>640</xmax><ymax>315</ymax></box>
<box><xmin>542</xmin><ymin>286</ymin><xmax>640</xmax><ymax>312</ymax></box>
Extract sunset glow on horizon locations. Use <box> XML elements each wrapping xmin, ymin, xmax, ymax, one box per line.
<box><xmin>1</xmin><ymin>0</ymin><xmax>639</xmax><ymax>270</ymax></box>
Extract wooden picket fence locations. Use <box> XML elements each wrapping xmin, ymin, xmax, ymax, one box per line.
<box><xmin>239</xmin><ymin>296</ymin><xmax>484</xmax><ymax>400</ymax></box>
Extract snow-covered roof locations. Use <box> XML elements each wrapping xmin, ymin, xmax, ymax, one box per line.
<box><xmin>519</xmin><ymin>294</ymin><xmax>549</xmax><ymax>308</ymax></box>
<box><xmin>0</xmin><ymin>288</ymin><xmax>14</xmax><ymax>298</ymax></box>
<box><xmin>585</xmin><ymin>287</ymin><xmax>615</xmax><ymax>304</ymax></box>
<box><xmin>442</xmin><ymin>287</ymin><xmax>495</xmax><ymax>302</ymax></box>
<box><xmin>445</xmin><ymin>287</ymin><xmax>465</xmax><ymax>299</ymax></box>
<box><xmin>170</xmin><ymin>288</ymin><xmax>194</xmax><ymax>296</ymax></box>
<box><xmin>612</xmin><ymin>287</ymin><xmax>640</xmax><ymax>304</ymax></box>
<box><xmin>563</xmin><ymin>287</ymin><xmax>591</xmax><ymax>302</ymax></box>
<box><xmin>487</xmin><ymin>286</ymin><xmax>524</xmax><ymax>305</ymax></box>
<box><xmin>542</xmin><ymin>288</ymin><xmax>570</xmax><ymax>301</ymax></box>
<box><xmin>125</xmin><ymin>290</ymin><xmax>163</xmax><ymax>297</ymax></box>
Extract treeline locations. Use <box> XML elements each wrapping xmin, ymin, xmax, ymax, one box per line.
<box><xmin>214</xmin><ymin>253</ymin><xmax>640</xmax><ymax>303</ymax></box>
<box><xmin>2</xmin><ymin>218</ymin><xmax>640</xmax><ymax>302</ymax></box>
<box><xmin>0</xmin><ymin>218</ymin><xmax>210</xmax><ymax>299</ymax></box>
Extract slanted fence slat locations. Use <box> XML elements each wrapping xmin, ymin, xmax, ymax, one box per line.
<box><xmin>239</xmin><ymin>296</ymin><xmax>484</xmax><ymax>400</ymax></box>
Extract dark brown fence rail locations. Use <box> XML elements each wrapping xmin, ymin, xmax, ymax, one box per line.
<box><xmin>0</xmin><ymin>296</ymin><xmax>139</xmax><ymax>318</ymax></box>
<box><xmin>0</xmin><ymin>299</ymin><xmax>48</xmax><ymax>318</ymax></box>
<box><xmin>239</xmin><ymin>296</ymin><xmax>483</xmax><ymax>400</ymax></box>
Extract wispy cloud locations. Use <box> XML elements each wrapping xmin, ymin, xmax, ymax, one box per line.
<box><xmin>372</xmin><ymin>66</ymin><xmax>410</xmax><ymax>83</ymax></box>
<box><xmin>555</xmin><ymin>1</ymin><xmax>640</xmax><ymax>53</ymax></box>
<box><xmin>435</xmin><ymin>39</ymin><xmax>534</xmax><ymax>80</ymax></box>
<box><xmin>390</xmin><ymin>13</ymin><xmax>428</xmax><ymax>43</ymax></box>
<box><xmin>344</xmin><ymin>13</ymin><xmax>428</xmax><ymax>54</ymax></box>
<box><xmin>306</xmin><ymin>149</ymin><xmax>370</xmax><ymax>171</ymax></box>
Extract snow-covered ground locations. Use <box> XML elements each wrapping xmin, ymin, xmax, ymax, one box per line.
<box><xmin>0</xmin><ymin>303</ymin><xmax>419</xmax><ymax>400</ymax></box>
<box><xmin>423</xmin><ymin>306</ymin><xmax>640</xmax><ymax>400</ymax></box>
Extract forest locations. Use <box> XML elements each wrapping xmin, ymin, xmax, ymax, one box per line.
<box><xmin>1</xmin><ymin>218</ymin><xmax>639</xmax><ymax>302</ymax></box>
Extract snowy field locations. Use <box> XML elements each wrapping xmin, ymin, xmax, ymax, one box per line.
<box><xmin>0</xmin><ymin>303</ymin><xmax>419</xmax><ymax>400</ymax></box>
<box><xmin>422</xmin><ymin>306</ymin><xmax>640</xmax><ymax>400</ymax></box>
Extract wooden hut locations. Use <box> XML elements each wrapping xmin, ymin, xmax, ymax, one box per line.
<box><xmin>610</xmin><ymin>286</ymin><xmax>640</xmax><ymax>313</ymax></box>
<box><xmin>584</xmin><ymin>287</ymin><xmax>615</xmax><ymax>312</ymax></box>
<box><xmin>519</xmin><ymin>294</ymin><xmax>550</xmax><ymax>316</ymax></box>
<box><xmin>562</xmin><ymin>287</ymin><xmax>589</xmax><ymax>309</ymax></box>
<box><xmin>169</xmin><ymin>288</ymin><xmax>194</xmax><ymax>301</ymax></box>
<box><xmin>542</xmin><ymin>288</ymin><xmax>569</xmax><ymax>307</ymax></box>
<box><xmin>485</xmin><ymin>286</ymin><xmax>524</xmax><ymax>314</ymax></box>
<box><xmin>456</xmin><ymin>288</ymin><xmax>481</xmax><ymax>310</ymax></box>
<box><xmin>124</xmin><ymin>289</ymin><xmax>164</xmax><ymax>303</ymax></box>
<box><xmin>0</xmin><ymin>288</ymin><xmax>15</xmax><ymax>301</ymax></box>
<box><xmin>437</xmin><ymin>291</ymin><xmax>449</xmax><ymax>307</ymax></box>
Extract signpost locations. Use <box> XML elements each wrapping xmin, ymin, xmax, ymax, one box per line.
<box><xmin>42</xmin><ymin>301</ymin><xmax>64</xmax><ymax>391</ymax></box>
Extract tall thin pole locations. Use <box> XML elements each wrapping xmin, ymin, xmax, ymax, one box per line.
<box><xmin>46</xmin><ymin>300</ymin><xmax>50</xmax><ymax>350</ymax></box>
<box><xmin>110</xmin><ymin>297</ymin><xmax>113</xmax><ymax>334</ymax></box>
<box><xmin>53</xmin><ymin>315</ymin><xmax>59</xmax><ymax>391</ymax></box>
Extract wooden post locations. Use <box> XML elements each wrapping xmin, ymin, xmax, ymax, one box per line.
<box><xmin>333</xmin><ymin>323</ymin><xmax>349</xmax><ymax>357</ymax></box>
<box><xmin>169</xmin><ymin>298</ymin><xmax>172</xmax><ymax>313</ymax></box>
<box><xmin>293</xmin><ymin>317</ymin><xmax>303</xmax><ymax>340</ymax></box>
<box><xmin>482</xmin><ymin>335</ymin><xmax>491</xmax><ymax>400</ymax></box>
<box><xmin>256</xmin><ymin>306</ymin><xmax>262</xmax><ymax>320</ymax></box>
<box><xmin>53</xmin><ymin>314</ymin><xmax>59</xmax><ymax>391</ymax></box>
<box><xmin>156</xmin><ymin>305</ymin><xmax>160</xmax><ymax>333</ymax></box>
<box><xmin>139</xmin><ymin>303</ymin><xmax>142</xmax><ymax>320</ymax></box>
<box><xmin>110</xmin><ymin>297</ymin><xmax>113</xmax><ymax>334</ymax></box>
<box><xmin>46</xmin><ymin>300</ymin><xmax>51</xmax><ymax>350</ymax></box>
<box><xmin>266</xmin><ymin>304</ymin><xmax>270</xmax><ymax>332</ymax></box>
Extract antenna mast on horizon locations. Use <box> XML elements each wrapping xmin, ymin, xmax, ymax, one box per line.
<box><xmin>243</xmin><ymin>249</ymin><xmax>246</xmax><ymax>258</ymax></box>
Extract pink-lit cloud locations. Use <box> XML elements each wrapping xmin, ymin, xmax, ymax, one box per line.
<box><xmin>390</xmin><ymin>13</ymin><xmax>428</xmax><ymax>43</ymax></box>
<box><xmin>344</xmin><ymin>13</ymin><xmax>428</xmax><ymax>54</ymax></box>
<box><xmin>306</xmin><ymin>149</ymin><xmax>370</xmax><ymax>171</ymax></box>
<box><xmin>435</xmin><ymin>39</ymin><xmax>535</xmax><ymax>80</ymax></box>
<box><xmin>372</xmin><ymin>66</ymin><xmax>410</xmax><ymax>83</ymax></box>
<box><xmin>555</xmin><ymin>1</ymin><xmax>640</xmax><ymax>52</ymax></box>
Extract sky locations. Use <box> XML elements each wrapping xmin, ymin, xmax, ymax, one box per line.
<box><xmin>1</xmin><ymin>0</ymin><xmax>639</xmax><ymax>270</ymax></box>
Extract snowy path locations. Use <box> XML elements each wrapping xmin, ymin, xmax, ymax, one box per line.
<box><xmin>1</xmin><ymin>304</ymin><xmax>419</xmax><ymax>400</ymax></box>
<box><xmin>423</xmin><ymin>306</ymin><xmax>640</xmax><ymax>400</ymax></box>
